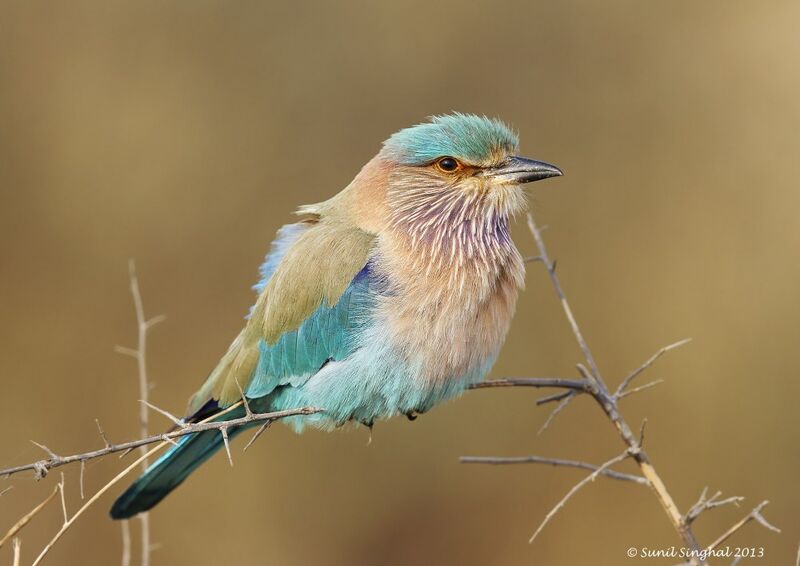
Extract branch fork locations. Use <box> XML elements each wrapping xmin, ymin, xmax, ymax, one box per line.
<box><xmin>463</xmin><ymin>212</ymin><xmax>778</xmax><ymax>565</ymax></box>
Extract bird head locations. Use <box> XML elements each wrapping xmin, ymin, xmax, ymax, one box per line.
<box><xmin>298</xmin><ymin>113</ymin><xmax>561</xmax><ymax>237</ymax></box>
<box><xmin>378</xmin><ymin>113</ymin><xmax>561</xmax><ymax>231</ymax></box>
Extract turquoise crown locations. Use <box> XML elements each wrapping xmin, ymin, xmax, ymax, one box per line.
<box><xmin>382</xmin><ymin>113</ymin><xmax>519</xmax><ymax>166</ymax></box>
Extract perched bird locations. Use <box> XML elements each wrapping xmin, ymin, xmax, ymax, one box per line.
<box><xmin>110</xmin><ymin>113</ymin><xmax>561</xmax><ymax>519</ymax></box>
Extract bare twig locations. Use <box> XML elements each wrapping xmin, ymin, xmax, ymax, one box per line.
<box><xmin>527</xmin><ymin>212</ymin><xmax>706</xmax><ymax>560</ymax></box>
<box><xmin>535</xmin><ymin>390</ymin><xmax>574</xmax><ymax>406</ymax></box>
<box><xmin>57</xmin><ymin>473</ymin><xmax>67</xmax><ymax>524</ymax></box>
<box><xmin>118</xmin><ymin>260</ymin><xmax>163</xmax><ymax>566</ymax></box>
<box><xmin>221</xmin><ymin>428</ymin><xmax>234</xmax><ymax>467</ymax></box>
<box><xmin>95</xmin><ymin>419</ymin><xmax>112</xmax><ymax>449</ymax></box>
<box><xmin>31</xmin><ymin>442</ymin><xmax>165</xmax><ymax>566</ymax></box>
<box><xmin>685</xmin><ymin>487</ymin><xmax>744</xmax><ymax>525</ymax></box>
<box><xmin>467</xmin><ymin>212</ymin><xmax>711</xmax><ymax>564</ymax></box>
<box><xmin>529</xmin><ymin>450</ymin><xmax>631</xmax><ymax>544</ymax></box>
<box><xmin>617</xmin><ymin>379</ymin><xmax>664</xmax><ymax>399</ymax></box>
<box><xmin>27</xmin><ymin>397</ymin><xmax>319</xmax><ymax>565</ymax></box>
<box><xmin>235</xmin><ymin>378</ymin><xmax>253</xmax><ymax>417</ymax></box>
<box><xmin>526</xmin><ymin>213</ymin><xmax>600</xmax><ymax>379</ymax></box>
<box><xmin>537</xmin><ymin>390</ymin><xmax>576</xmax><ymax>435</ymax></box>
<box><xmin>575</xmin><ymin>363</ymin><xmax>592</xmax><ymax>381</ymax></box>
<box><xmin>146</xmin><ymin>314</ymin><xmax>166</xmax><ymax>330</ymax></box>
<box><xmin>0</xmin><ymin>486</ymin><xmax>58</xmax><ymax>550</ymax></box>
<box><xmin>468</xmin><ymin>377</ymin><xmax>588</xmax><ymax>434</ymax></box>
<box><xmin>614</xmin><ymin>338</ymin><xmax>692</xmax><ymax>399</ymax></box>
<box><xmin>79</xmin><ymin>461</ymin><xmax>86</xmax><ymax>500</ymax></box>
<box><xmin>468</xmin><ymin>378</ymin><xmax>587</xmax><ymax>391</ymax></box>
<box><xmin>6</xmin><ymin>253</ymin><xmax>322</xmax><ymax>565</ymax></box>
<box><xmin>138</xmin><ymin>512</ymin><xmax>150</xmax><ymax>566</ymax></box>
<box><xmin>706</xmin><ymin>501</ymin><xmax>780</xmax><ymax>551</ymax></box>
<box><xmin>637</xmin><ymin>419</ymin><xmax>648</xmax><ymax>448</ymax></box>
<box><xmin>140</xmin><ymin>400</ymin><xmax>184</xmax><ymax>428</ymax></box>
<box><xmin>121</xmin><ymin>520</ymin><xmax>131</xmax><ymax>566</ymax></box>
<box><xmin>0</xmin><ymin>405</ymin><xmax>322</xmax><ymax>478</ymax></box>
<box><xmin>12</xmin><ymin>538</ymin><xmax>21</xmax><ymax>566</ymax></box>
<box><xmin>243</xmin><ymin>422</ymin><xmax>272</xmax><ymax>453</ymax></box>
<box><xmin>460</xmin><ymin>454</ymin><xmax>648</xmax><ymax>485</ymax></box>
<box><xmin>30</xmin><ymin>442</ymin><xmax>58</xmax><ymax>462</ymax></box>
<box><xmin>114</xmin><ymin>347</ymin><xmax>138</xmax><ymax>358</ymax></box>
<box><xmin>0</xmin><ymin>486</ymin><xmax>12</xmax><ymax>497</ymax></box>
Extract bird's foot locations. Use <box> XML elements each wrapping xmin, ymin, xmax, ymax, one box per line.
<box><xmin>358</xmin><ymin>419</ymin><xmax>374</xmax><ymax>446</ymax></box>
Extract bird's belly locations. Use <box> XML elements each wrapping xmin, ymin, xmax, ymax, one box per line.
<box><xmin>267</xmin><ymin>330</ymin><xmax>495</xmax><ymax>432</ymax></box>
<box><xmin>266</xmin><ymin>263</ymin><xmax>519</xmax><ymax>432</ymax></box>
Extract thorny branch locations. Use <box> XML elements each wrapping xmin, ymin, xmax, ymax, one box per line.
<box><xmin>684</xmin><ymin>487</ymin><xmax>744</xmax><ymax>525</ymax></box>
<box><xmin>674</xmin><ymin>502</ymin><xmax>782</xmax><ymax>566</ymax></box>
<box><xmin>0</xmin><ymin>214</ymin><xmax>782</xmax><ymax>565</ymax></box>
<box><xmin>468</xmin><ymin>377</ymin><xmax>587</xmax><ymax>391</ymax></box>
<box><xmin>0</xmin><ymin>486</ymin><xmax>59</xmax><ymax>550</ymax></box>
<box><xmin>462</xmin><ymin>211</ymin><xmax>779</xmax><ymax>565</ymax></box>
<box><xmin>0</xmin><ymin>265</ymin><xmax>320</xmax><ymax>483</ymax></box>
<box><xmin>115</xmin><ymin>260</ymin><xmax>165</xmax><ymax>566</ymax></box>
<box><xmin>613</xmin><ymin>338</ymin><xmax>692</xmax><ymax>400</ymax></box>
<box><xmin>706</xmin><ymin>501</ymin><xmax>780</xmax><ymax>551</ymax></box>
<box><xmin>460</xmin><ymin>454</ymin><xmax>647</xmax><ymax>485</ymax></box>
<box><xmin>0</xmin><ymin>405</ymin><xmax>321</xmax><ymax>479</ymax></box>
<box><xmin>527</xmin><ymin>450</ymin><xmax>632</xmax><ymax>544</ymax></box>
<box><xmin>6</xmin><ymin>402</ymin><xmax>319</xmax><ymax>566</ymax></box>
<box><xmin>0</xmin><ymin>267</ymin><xmax>321</xmax><ymax>565</ymax></box>
<box><xmin>30</xmin><ymin>444</ymin><xmax>164</xmax><ymax>566</ymax></box>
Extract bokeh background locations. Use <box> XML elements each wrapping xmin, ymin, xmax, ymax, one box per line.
<box><xmin>1</xmin><ymin>1</ymin><xmax>798</xmax><ymax>564</ymax></box>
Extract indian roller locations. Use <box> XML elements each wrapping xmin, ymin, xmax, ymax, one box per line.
<box><xmin>110</xmin><ymin>113</ymin><xmax>562</xmax><ymax>518</ymax></box>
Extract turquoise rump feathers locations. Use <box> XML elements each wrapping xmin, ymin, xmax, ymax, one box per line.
<box><xmin>110</xmin><ymin>113</ymin><xmax>562</xmax><ymax>519</ymax></box>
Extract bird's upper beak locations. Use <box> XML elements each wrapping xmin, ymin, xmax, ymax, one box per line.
<box><xmin>483</xmin><ymin>156</ymin><xmax>563</xmax><ymax>185</ymax></box>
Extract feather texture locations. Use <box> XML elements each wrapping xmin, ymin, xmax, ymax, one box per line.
<box><xmin>382</xmin><ymin>113</ymin><xmax>518</xmax><ymax>166</ymax></box>
<box><xmin>189</xmin><ymin>219</ymin><xmax>374</xmax><ymax>410</ymax></box>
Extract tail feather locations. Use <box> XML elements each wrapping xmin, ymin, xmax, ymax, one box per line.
<box><xmin>110</xmin><ymin>407</ymin><xmax>244</xmax><ymax>519</ymax></box>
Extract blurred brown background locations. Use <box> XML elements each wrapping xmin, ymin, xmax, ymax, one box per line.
<box><xmin>1</xmin><ymin>1</ymin><xmax>798</xmax><ymax>565</ymax></box>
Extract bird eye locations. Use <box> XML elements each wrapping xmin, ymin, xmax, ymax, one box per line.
<box><xmin>435</xmin><ymin>157</ymin><xmax>460</xmax><ymax>173</ymax></box>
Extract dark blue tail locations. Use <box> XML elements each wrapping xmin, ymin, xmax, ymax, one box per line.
<box><xmin>110</xmin><ymin>406</ymin><xmax>244</xmax><ymax>519</ymax></box>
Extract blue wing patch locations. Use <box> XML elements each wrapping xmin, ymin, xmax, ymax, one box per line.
<box><xmin>245</xmin><ymin>224</ymin><xmax>375</xmax><ymax>399</ymax></box>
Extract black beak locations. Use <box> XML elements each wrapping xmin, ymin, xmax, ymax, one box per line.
<box><xmin>485</xmin><ymin>156</ymin><xmax>563</xmax><ymax>184</ymax></box>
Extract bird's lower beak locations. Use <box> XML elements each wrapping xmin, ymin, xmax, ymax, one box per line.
<box><xmin>485</xmin><ymin>156</ymin><xmax>563</xmax><ymax>185</ymax></box>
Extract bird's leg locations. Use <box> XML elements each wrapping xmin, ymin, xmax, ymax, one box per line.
<box><xmin>357</xmin><ymin>419</ymin><xmax>374</xmax><ymax>446</ymax></box>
